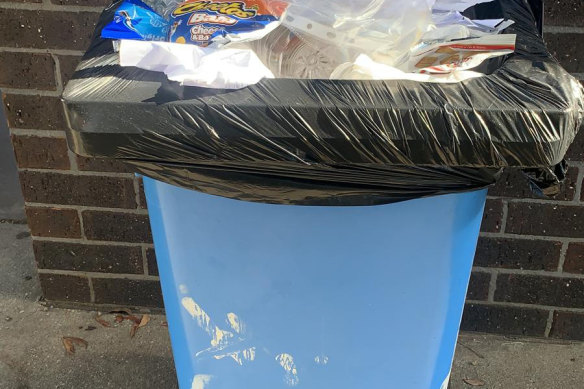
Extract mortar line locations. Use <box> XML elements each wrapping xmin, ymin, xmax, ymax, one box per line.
<box><xmin>544</xmin><ymin>26</ymin><xmax>584</xmax><ymax>34</ymax></box>
<box><xmin>25</xmin><ymin>202</ymin><xmax>148</xmax><ymax>214</ymax></box>
<box><xmin>8</xmin><ymin>128</ymin><xmax>66</xmax><ymax>138</ymax></box>
<box><xmin>491</xmin><ymin>197</ymin><xmax>582</xmax><ymax>206</ymax></box>
<box><xmin>133</xmin><ymin>177</ymin><xmax>142</xmax><ymax>209</ymax></box>
<box><xmin>87</xmin><ymin>276</ymin><xmax>96</xmax><ymax>303</ymax></box>
<box><xmin>141</xmin><ymin>245</ymin><xmax>149</xmax><ymax>276</ymax></box>
<box><xmin>465</xmin><ymin>300</ymin><xmax>584</xmax><ymax>313</ymax></box>
<box><xmin>487</xmin><ymin>271</ymin><xmax>498</xmax><ymax>302</ymax></box>
<box><xmin>480</xmin><ymin>231</ymin><xmax>584</xmax><ymax>243</ymax></box>
<box><xmin>31</xmin><ymin>236</ymin><xmax>152</xmax><ymax>248</ymax></box>
<box><xmin>77</xmin><ymin>209</ymin><xmax>87</xmax><ymax>240</ymax></box>
<box><xmin>0</xmin><ymin>47</ymin><xmax>84</xmax><ymax>55</ymax></box>
<box><xmin>19</xmin><ymin>167</ymin><xmax>135</xmax><ymax>178</ymax></box>
<box><xmin>544</xmin><ymin>310</ymin><xmax>555</xmax><ymax>337</ymax></box>
<box><xmin>473</xmin><ymin>266</ymin><xmax>584</xmax><ymax>279</ymax></box>
<box><xmin>500</xmin><ymin>200</ymin><xmax>509</xmax><ymax>233</ymax></box>
<box><xmin>557</xmin><ymin>242</ymin><xmax>570</xmax><ymax>273</ymax></box>
<box><xmin>0</xmin><ymin>2</ymin><xmax>104</xmax><ymax>12</ymax></box>
<box><xmin>1</xmin><ymin>88</ymin><xmax>61</xmax><ymax>97</ymax></box>
<box><xmin>574</xmin><ymin>167</ymin><xmax>584</xmax><ymax>204</ymax></box>
<box><xmin>51</xmin><ymin>53</ymin><xmax>64</xmax><ymax>94</ymax></box>
<box><xmin>37</xmin><ymin>268</ymin><xmax>160</xmax><ymax>281</ymax></box>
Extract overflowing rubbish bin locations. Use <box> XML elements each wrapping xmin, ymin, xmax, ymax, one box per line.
<box><xmin>63</xmin><ymin>0</ymin><xmax>583</xmax><ymax>387</ymax></box>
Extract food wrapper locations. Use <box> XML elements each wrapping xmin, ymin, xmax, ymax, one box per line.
<box><xmin>401</xmin><ymin>34</ymin><xmax>516</xmax><ymax>74</ymax></box>
<box><xmin>169</xmin><ymin>0</ymin><xmax>288</xmax><ymax>46</ymax></box>
<box><xmin>101</xmin><ymin>0</ymin><xmax>288</xmax><ymax>47</ymax></box>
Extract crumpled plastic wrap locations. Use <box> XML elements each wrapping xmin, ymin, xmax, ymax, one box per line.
<box><xmin>63</xmin><ymin>0</ymin><xmax>584</xmax><ymax>206</ymax></box>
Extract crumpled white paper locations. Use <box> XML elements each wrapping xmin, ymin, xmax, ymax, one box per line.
<box><xmin>331</xmin><ymin>54</ymin><xmax>484</xmax><ymax>83</ymax></box>
<box><xmin>119</xmin><ymin>40</ymin><xmax>274</xmax><ymax>89</ymax></box>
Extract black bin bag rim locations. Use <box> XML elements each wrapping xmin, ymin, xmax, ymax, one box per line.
<box><xmin>62</xmin><ymin>0</ymin><xmax>584</xmax><ymax>206</ymax></box>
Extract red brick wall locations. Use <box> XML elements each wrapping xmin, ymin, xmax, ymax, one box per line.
<box><xmin>1</xmin><ymin>1</ymin><xmax>583</xmax><ymax>338</ymax></box>
<box><xmin>459</xmin><ymin>2</ymin><xmax>584</xmax><ymax>340</ymax></box>
<box><xmin>1</xmin><ymin>0</ymin><xmax>161</xmax><ymax>308</ymax></box>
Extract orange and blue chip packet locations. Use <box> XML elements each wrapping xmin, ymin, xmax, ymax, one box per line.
<box><xmin>168</xmin><ymin>0</ymin><xmax>288</xmax><ymax>47</ymax></box>
<box><xmin>102</xmin><ymin>0</ymin><xmax>288</xmax><ymax>48</ymax></box>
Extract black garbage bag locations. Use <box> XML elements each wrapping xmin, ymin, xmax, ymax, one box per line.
<box><xmin>63</xmin><ymin>0</ymin><xmax>583</xmax><ymax>205</ymax></box>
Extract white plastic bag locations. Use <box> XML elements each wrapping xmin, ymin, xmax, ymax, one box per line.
<box><xmin>281</xmin><ymin>0</ymin><xmax>435</xmax><ymax>66</ymax></box>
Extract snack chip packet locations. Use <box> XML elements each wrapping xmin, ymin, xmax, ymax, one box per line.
<box><xmin>102</xmin><ymin>0</ymin><xmax>289</xmax><ymax>48</ymax></box>
<box><xmin>101</xmin><ymin>0</ymin><xmax>169</xmax><ymax>41</ymax></box>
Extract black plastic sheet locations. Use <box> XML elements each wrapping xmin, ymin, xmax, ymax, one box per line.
<box><xmin>63</xmin><ymin>0</ymin><xmax>584</xmax><ymax>205</ymax></box>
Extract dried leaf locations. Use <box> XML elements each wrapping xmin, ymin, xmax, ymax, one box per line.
<box><xmin>161</xmin><ymin>321</ymin><xmax>168</xmax><ymax>327</ymax></box>
<box><xmin>62</xmin><ymin>337</ymin><xmax>88</xmax><ymax>355</ymax></box>
<box><xmin>85</xmin><ymin>326</ymin><xmax>97</xmax><ymax>331</ymax></box>
<box><xmin>114</xmin><ymin>315</ymin><xmax>124</xmax><ymax>323</ymax></box>
<box><xmin>125</xmin><ymin>315</ymin><xmax>142</xmax><ymax>325</ymax></box>
<box><xmin>69</xmin><ymin>337</ymin><xmax>88</xmax><ymax>348</ymax></box>
<box><xmin>62</xmin><ymin>337</ymin><xmax>75</xmax><ymax>355</ymax></box>
<box><xmin>138</xmin><ymin>314</ymin><xmax>150</xmax><ymax>328</ymax></box>
<box><xmin>463</xmin><ymin>378</ymin><xmax>485</xmax><ymax>387</ymax></box>
<box><xmin>130</xmin><ymin>324</ymin><xmax>139</xmax><ymax>338</ymax></box>
<box><xmin>95</xmin><ymin>315</ymin><xmax>111</xmax><ymax>328</ymax></box>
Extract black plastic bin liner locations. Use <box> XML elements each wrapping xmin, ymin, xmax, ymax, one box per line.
<box><xmin>63</xmin><ymin>0</ymin><xmax>584</xmax><ymax>205</ymax></box>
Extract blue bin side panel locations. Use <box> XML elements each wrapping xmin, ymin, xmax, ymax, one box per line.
<box><xmin>144</xmin><ymin>178</ymin><xmax>487</xmax><ymax>389</ymax></box>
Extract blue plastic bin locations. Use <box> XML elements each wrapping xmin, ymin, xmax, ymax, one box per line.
<box><xmin>143</xmin><ymin>177</ymin><xmax>487</xmax><ymax>389</ymax></box>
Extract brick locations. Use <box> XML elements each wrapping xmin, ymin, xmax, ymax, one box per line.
<box><xmin>33</xmin><ymin>241</ymin><xmax>143</xmax><ymax>274</ymax></box>
<box><xmin>0</xmin><ymin>52</ymin><xmax>56</xmax><ymax>90</ymax></box>
<box><xmin>495</xmin><ymin>274</ymin><xmax>584</xmax><ymax>308</ymax></box>
<box><xmin>0</xmin><ymin>9</ymin><xmax>99</xmax><ymax>50</ymax></box>
<box><xmin>480</xmin><ymin>199</ymin><xmax>503</xmax><ymax>233</ymax></box>
<box><xmin>564</xmin><ymin>243</ymin><xmax>584</xmax><ymax>274</ymax></box>
<box><xmin>488</xmin><ymin>168</ymin><xmax>578</xmax><ymax>201</ymax></box>
<box><xmin>3</xmin><ymin>94</ymin><xmax>65</xmax><ymax>130</ymax></box>
<box><xmin>25</xmin><ymin>207</ymin><xmax>81</xmax><ymax>238</ymax></box>
<box><xmin>38</xmin><ymin>274</ymin><xmax>90</xmax><ymax>303</ymax></box>
<box><xmin>82</xmin><ymin>211</ymin><xmax>152</xmax><ymax>243</ymax></box>
<box><xmin>550</xmin><ymin>311</ymin><xmax>584</xmax><ymax>341</ymax></box>
<box><xmin>506</xmin><ymin>202</ymin><xmax>584</xmax><ymax>238</ymax></box>
<box><xmin>460</xmin><ymin>304</ymin><xmax>548</xmax><ymax>337</ymax></box>
<box><xmin>93</xmin><ymin>278</ymin><xmax>163</xmax><ymax>307</ymax></box>
<box><xmin>566</xmin><ymin>125</ymin><xmax>584</xmax><ymax>161</ymax></box>
<box><xmin>467</xmin><ymin>272</ymin><xmax>490</xmax><ymax>301</ymax></box>
<box><xmin>51</xmin><ymin>0</ymin><xmax>112</xmax><ymax>5</ymax></box>
<box><xmin>474</xmin><ymin>237</ymin><xmax>562</xmax><ymax>271</ymax></box>
<box><xmin>146</xmin><ymin>248</ymin><xmax>158</xmax><ymax>276</ymax></box>
<box><xmin>11</xmin><ymin>135</ymin><xmax>70</xmax><ymax>169</ymax></box>
<box><xmin>544</xmin><ymin>0</ymin><xmax>584</xmax><ymax>27</ymax></box>
<box><xmin>545</xmin><ymin>33</ymin><xmax>584</xmax><ymax>73</ymax></box>
<box><xmin>19</xmin><ymin>171</ymin><xmax>137</xmax><ymax>208</ymax></box>
<box><xmin>76</xmin><ymin>156</ymin><xmax>132</xmax><ymax>173</ymax></box>
<box><xmin>57</xmin><ymin>55</ymin><xmax>82</xmax><ymax>85</ymax></box>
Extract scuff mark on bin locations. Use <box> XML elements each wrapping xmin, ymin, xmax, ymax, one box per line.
<box><xmin>276</xmin><ymin>353</ymin><xmax>299</xmax><ymax>386</ymax></box>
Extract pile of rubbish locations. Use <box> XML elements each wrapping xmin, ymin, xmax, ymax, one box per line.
<box><xmin>101</xmin><ymin>0</ymin><xmax>517</xmax><ymax>88</ymax></box>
